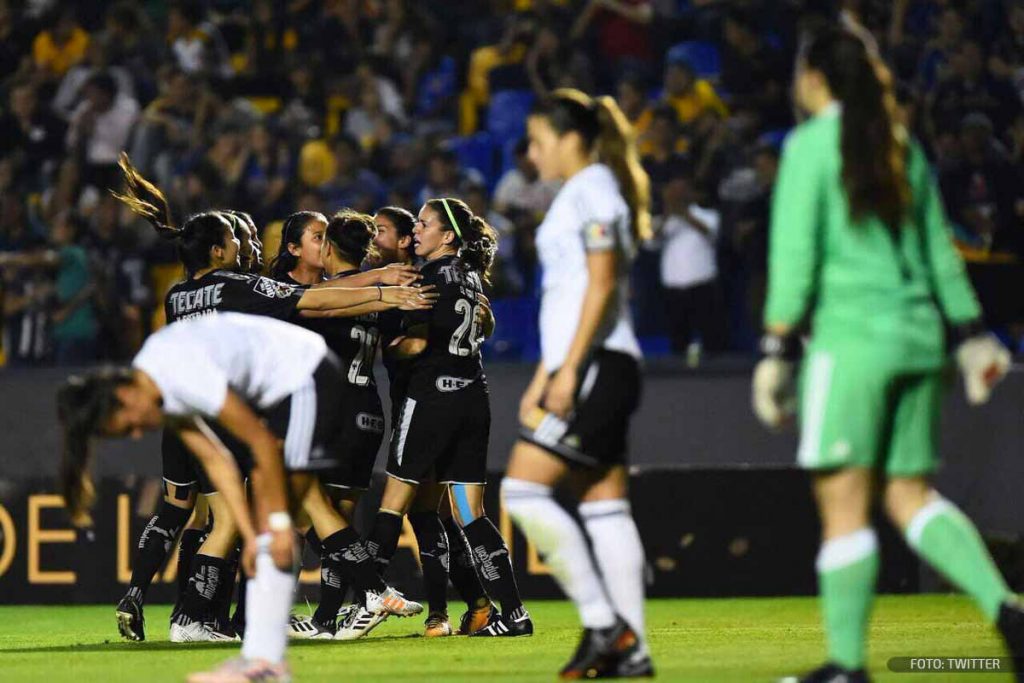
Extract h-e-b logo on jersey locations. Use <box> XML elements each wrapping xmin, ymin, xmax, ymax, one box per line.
<box><xmin>436</xmin><ymin>375</ymin><xmax>473</xmax><ymax>392</ymax></box>
<box><xmin>253</xmin><ymin>277</ymin><xmax>297</xmax><ymax>299</ymax></box>
<box><xmin>356</xmin><ymin>412</ymin><xmax>384</xmax><ymax>433</ymax></box>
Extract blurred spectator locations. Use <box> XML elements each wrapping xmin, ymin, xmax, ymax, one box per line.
<box><xmin>238</xmin><ymin>122</ymin><xmax>292</xmax><ymax>226</ymax></box>
<box><xmin>661</xmin><ymin>55</ymin><xmax>728</xmax><ymax>138</ymax></box>
<box><xmin>939</xmin><ymin>113</ymin><xmax>1021</xmax><ymax>255</ymax></box>
<box><xmin>318</xmin><ymin>0</ymin><xmax>371</xmax><ymax>79</ymax></box>
<box><xmin>466</xmin><ymin>182</ymin><xmax>520</xmax><ymax>294</ymax></box>
<box><xmin>167</xmin><ymin>0</ymin><xmax>232</xmax><ymax>80</ymax></box>
<box><xmin>642</xmin><ymin>106</ymin><xmax>689</xmax><ymax>213</ymax></box>
<box><xmin>916</xmin><ymin>7</ymin><xmax>965</xmax><ymax>90</ymax></box>
<box><xmin>990</xmin><ymin>4</ymin><xmax>1024</xmax><ymax>93</ymax></box>
<box><xmin>0</xmin><ymin>79</ymin><xmax>66</xmax><ymax>191</ymax></box>
<box><xmin>617</xmin><ymin>73</ymin><xmax>655</xmax><ymax>153</ymax></box>
<box><xmin>719</xmin><ymin>8</ymin><xmax>789</xmax><ymax>129</ymax></box>
<box><xmin>493</xmin><ymin>138</ymin><xmax>559</xmax><ymax>219</ymax></box>
<box><xmin>49</xmin><ymin>211</ymin><xmax>98</xmax><ymax>364</ymax></box>
<box><xmin>321</xmin><ymin>133</ymin><xmax>386</xmax><ymax>213</ymax></box>
<box><xmin>84</xmin><ymin>195</ymin><xmax>151</xmax><ymax>359</ymax></box>
<box><xmin>417</xmin><ymin>148</ymin><xmax>485</xmax><ymax>206</ymax></box>
<box><xmin>130</xmin><ymin>66</ymin><xmax>209</xmax><ymax>186</ymax></box>
<box><xmin>0</xmin><ymin>0</ymin><xmax>27</xmax><ymax>79</ymax></box>
<box><xmin>32</xmin><ymin>7</ymin><xmax>89</xmax><ymax>81</ymax></box>
<box><xmin>64</xmin><ymin>72</ymin><xmax>140</xmax><ymax>194</ymax></box>
<box><xmin>930</xmin><ymin>40</ymin><xmax>1021</xmax><ymax>140</ymax></box>
<box><xmin>571</xmin><ymin>0</ymin><xmax>654</xmax><ymax>83</ymax></box>
<box><xmin>243</xmin><ymin>0</ymin><xmax>298</xmax><ymax>84</ymax></box>
<box><xmin>657</xmin><ymin>166</ymin><xmax>725</xmax><ymax>358</ymax></box>
<box><xmin>462</xmin><ymin>14</ymin><xmax>535</xmax><ymax>132</ymax></box>
<box><xmin>53</xmin><ymin>37</ymin><xmax>135</xmax><ymax>121</ymax></box>
<box><xmin>407</xmin><ymin>35</ymin><xmax>458</xmax><ymax>136</ymax></box>
<box><xmin>278</xmin><ymin>61</ymin><xmax>326</xmax><ymax>142</ymax></box>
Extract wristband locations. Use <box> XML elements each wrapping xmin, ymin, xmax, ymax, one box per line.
<box><xmin>951</xmin><ymin>318</ymin><xmax>986</xmax><ymax>346</ymax></box>
<box><xmin>759</xmin><ymin>333</ymin><xmax>802</xmax><ymax>362</ymax></box>
<box><xmin>268</xmin><ymin>511</ymin><xmax>292</xmax><ymax>532</ymax></box>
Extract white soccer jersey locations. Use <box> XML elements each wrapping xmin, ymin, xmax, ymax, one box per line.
<box><xmin>535</xmin><ymin>163</ymin><xmax>642</xmax><ymax>372</ymax></box>
<box><xmin>133</xmin><ymin>312</ymin><xmax>327</xmax><ymax>417</ymax></box>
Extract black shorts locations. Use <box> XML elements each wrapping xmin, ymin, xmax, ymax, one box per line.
<box><xmin>386</xmin><ymin>378</ymin><xmax>490</xmax><ymax>485</ymax></box>
<box><xmin>321</xmin><ymin>385</ymin><xmax>386</xmax><ymax>491</ymax></box>
<box><xmin>162</xmin><ymin>424</ymin><xmax>253</xmax><ymax>497</ymax></box>
<box><xmin>519</xmin><ymin>348</ymin><xmax>641</xmax><ymax>468</ymax></box>
<box><xmin>263</xmin><ymin>357</ymin><xmax>345</xmax><ymax>472</ymax></box>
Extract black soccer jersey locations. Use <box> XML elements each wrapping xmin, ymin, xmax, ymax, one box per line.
<box><xmin>164</xmin><ymin>269</ymin><xmax>304</xmax><ymax>323</ymax></box>
<box><xmin>286</xmin><ymin>270</ymin><xmax>382</xmax><ymax>388</ymax></box>
<box><xmin>402</xmin><ymin>255</ymin><xmax>486</xmax><ymax>398</ymax></box>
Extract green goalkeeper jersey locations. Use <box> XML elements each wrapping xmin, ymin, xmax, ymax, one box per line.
<box><xmin>764</xmin><ymin>103</ymin><xmax>980</xmax><ymax>371</ymax></box>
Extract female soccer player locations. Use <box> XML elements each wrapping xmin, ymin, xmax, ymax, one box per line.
<box><xmin>753</xmin><ymin>28</ymin><xmax>1019</xmax><ymax>683</ymax></box>
<box><xmin>363</xmin><ymin>198</ymin><xmax>531</xmax><ymax>639</ymax></box>
<box><xmin>111</xmin><ymin>162</ymin><xmax>427</xmax><ymax>642</ymax></box>
<box><xmin>57</xmin><ymin>313</ymin><xmax>423</xmax><ymax>683</ymax></box>
<box><xmin>500</xmin><ymin>88</ymin><xmax>654</xmax><ymax>679</ymax></box>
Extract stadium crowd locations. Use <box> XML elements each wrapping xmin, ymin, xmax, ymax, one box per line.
<box><xmin>1</xmin><ymin>0</ymin><xmax>1023</xmax><ymax>366</ymax></box>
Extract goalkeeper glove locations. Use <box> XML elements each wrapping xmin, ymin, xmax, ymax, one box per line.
<box><xmin>954</xmin><ymin>321</ymin><xmax>1010</xmax><ymax>405</ymax></box>
<box><xmin>752</xmin><ymin>333</ymin><xmax>801</xmax><ymax>429</ymax></box>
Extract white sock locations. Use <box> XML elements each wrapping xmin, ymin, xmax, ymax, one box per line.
<box><xmin>580</xmin><ymin>498</ymin><xmax>647</xmax><ymax>645</ymax></box>
<box><xmin>501</xmin><ymin>478</ymin><xmax>616</xmax><ymax>629</ymax></box>
<box><xmin>241</xmin><ymin>534</ymin><xmax>295</xmax><ymax>663</ymax></box>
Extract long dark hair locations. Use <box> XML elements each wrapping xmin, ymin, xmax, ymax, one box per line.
<box><xmin>324</xmin><ymin>210</ymin><xmax>379</xmax><ymax>266</ymax></box>
<box><xmin>111</xmin><ymin>153</ymin><xmax>233</xmax><ymax>276</ymax></box>
<box><xmin>269</xmin><ymin>210</ymin><xmax>327</xmax><ymax>280</ymax></box>
<box><xmin>804</xmin><ymin>27</ymin><xmax>909</xmax><ymax>230</ymax></box>
<box><xmin>375</xmin><ymin>205</ymin><xmax>415</xmax><ymax>262</ymax></box>
<box><xmin>424</xmin><ymin>197</ymin><xmax>497</xmax><ymax>284</ymax></box>
<box><xmin>56</xmin><ymin>369</ymin><xmax>134</xmax><ymax>527</ymax></box>
<box><xmin>530</xmin><ymin>88</ymin><xmax>652</xmax><ymax>242</ymax></box>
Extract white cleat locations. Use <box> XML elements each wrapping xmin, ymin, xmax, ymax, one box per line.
<box><xmin>287</xmin><ymin>614</ymin><xmax>334</xmax><ymax>640</ymax></box>
<box><xmin>170</xmin><ymin>620</ymin><xmax>237</xmax><ymax>643</ymax></box>
<box><xmin>333</xmin><ymin>605</ymin><xmax>387</xmax><ymax>641</ymax></box>
<box><xmin>365</xmin><ymin>586</ymin><xmax>423</xmax><ymax>618</ymax></box>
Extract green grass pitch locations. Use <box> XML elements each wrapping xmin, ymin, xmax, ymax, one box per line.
<box><xmin>0</xmin><ymin>596</ymin><xmax>1011</xmax><ymax>682</ymax></box>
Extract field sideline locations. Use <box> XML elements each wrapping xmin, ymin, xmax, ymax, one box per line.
<box><xmin>0</xmin><ymin>595</ymin><xmax>1010</xmax><ymax>682</ymax></box>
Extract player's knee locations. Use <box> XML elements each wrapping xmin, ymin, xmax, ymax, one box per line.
<box><xmin>884</xmin><ymin>477</ymin><xmax>934</xmax><ymax>529</ymax></box>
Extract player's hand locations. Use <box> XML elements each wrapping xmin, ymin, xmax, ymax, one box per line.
<box><xmin>269</xmin><ymin>528</ymin><xmax>295</xmax><ymax>571</ymax></box>
<box><xmin>241</xmin><ymin>537</ymin><xmax>257</xmax><ymax>578</ymax></box>
<box><xmin>752</xmin><ymin>357</ymin><xmax>797</xmax><ymax>430</ymax></box>
<box><xmin>475</xmin><ymin>296</ymin><xmax>495</xmax><ymax>338</ymax></box>
<box><xmin>382</xmin><ymin>284</ymin><xmax>438</xmax><ymax>310</ymax></box>
<box><xmin>543</xmin><ymin>366</ymin><xmax>577</xmax><ymax>419</ymax></box>
<box><xmin>519</xmin><ymin>381</ymin><xmax>546</xmax><ymax>425</ymax></box>
<box><xmin>377</xmin><ymin>263</ymin><xmax>421</xmax><ymax>286</ymax></box>
<box><xmin>957</xmin><ymin>333</ymin><xmax>1011</xmax><ymax>405</ymax></box>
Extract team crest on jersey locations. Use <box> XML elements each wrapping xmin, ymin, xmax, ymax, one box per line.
<box><xmin>356</xmin><ymin>413</ymin><xmax>385</xmax><ymax>433</ymax></box>
<box><xmin>253</xmin><ymin>276</ymin><xmax>297</xmax><ymax>299</ymax></box>
<box><xmin>583</xmin><ymin>220</ymin><xmax>615</xmax><ymax>250</ymax></box>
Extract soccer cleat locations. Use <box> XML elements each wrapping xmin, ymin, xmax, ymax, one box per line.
<box><xmin>997</xmin><ymin>601</ymin><xmax>1024</xmax><ymax>682</ymax></box>
<box><xmin>615</xmin><ymin>647</ymin><xmax>656</xmax><ymax>678</ymax></box>
<box><xmin>365</xmin><ymin>586</ymin><xmax>424</xmax><ymax>618</ymax></box>
<box><xmin>287</xmin><ymin>614</ymin><xmax>334</xmax><ymax>640</ymax></box>
<box><xmin>558</xmin><ymin>617</ymin><xmax>641</xmax><ymax>679</ymax></box>
<box><xmin>458</xmin><ymin>603</ymin><xmax>498</xmax><ymax>635</ymax></box>
<box><xmin>778</xmin><ymin>663</ymin><xmax>871</xmax><ymax>683</ymax></box>
<box><xmin>187</xmin><ymin>656</ymin><xmax>292</xmax><ymax>683</ymax></box>
<box><xmin>334</xmin><ymin>605</ymin><xmax>388</xmax><ymax>641</ymax></box>
<box><xmin>115</xmin><ymin>593</ymin><xmax>145</xmax><ymax>642</ymax></box>
<box><xmin>170</xmin><ymin>619</ymin><xmax>238</xmax><ymax>643</ymax></box>
<box><xmin>423</xmin><ymin>612</ymin><xmax>453</xmax><ymax>638</ymax></box>
<box><xmin>470</xmin><ymin>606</ymin><xmax>534</xmax><ymax>637</ymax></box>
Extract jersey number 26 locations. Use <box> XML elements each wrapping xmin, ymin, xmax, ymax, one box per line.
<box><xmin>449</xmin><ymin>298</ymin><xmax>482</xmax><ymax>357</ymax></box>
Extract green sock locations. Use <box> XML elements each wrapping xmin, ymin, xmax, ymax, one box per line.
<box><xmin>818</xmin><ymin>528</ymin><xmax>879</xmax><ymax>670</ymax></box>
<box><xmin>906</xmin><ymin>498</ymin><xmax>1010</xmax><ymax>621</ymax></box>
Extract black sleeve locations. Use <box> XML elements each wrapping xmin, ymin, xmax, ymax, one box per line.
<box><xmin>222</xmin><ymin>275</ymin><xmax>304</xmax><ymax>319</ymax></box>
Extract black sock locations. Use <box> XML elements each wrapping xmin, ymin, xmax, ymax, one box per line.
<box><xmin>442</xmin><ymin>516</ymin><xmax>489</xmax><ymax>611</ymax></box>
<box><xmin>210</xmin><ymin>545</ymin><xmax>239</xmax><ymax>630</ymax></box>
<box><xmin>176</xmin><ymin>528</ymin><xmax>207</xmax><ymax>596</ymax></box>
<box><xmin>314</xmin><ymin>530</ymin><xmax>352</xmax><ymax>625</ymax></box>
<box><xmin>366</xmin><ymin>511</ymin><xmax>404</xmax><ymax>573</ymax></box>
<box><xmin>409</xmin><ymin>512</ymin><xmax>450</xmax><ymax>615</ymax></box>
<box><xmin>232</xmin><ymin>571</ymin><xmax>248</xmax><ymax>635</ymax></box>
<box><xmin>128</xmin><ymin>502</ymin><xmax>191</xmax><ymax>600</ymax></box>
<box><xmin>324</xmin><ymin>527</ymin><xmax>386</xmax><ymax>597</ymax></box>
<box><xmin>174</xmin><ymin>553</ymin><xmax>227</xmax><ymax>624</ymax></box>
<box><xmin>462</xmin><ymin>517</ymin><xmax>524</xmax><ymax>616</ymax></box>
<box><xmin>305</xmin><ymin>528</ymin><xmax>322</xmax><ymax>557</ymax></box>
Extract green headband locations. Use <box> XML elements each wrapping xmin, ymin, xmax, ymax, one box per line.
<box><xmin>440</xmin><ymin>198</ymin><xmax>463</xmax><ymax>240</ymax></box>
